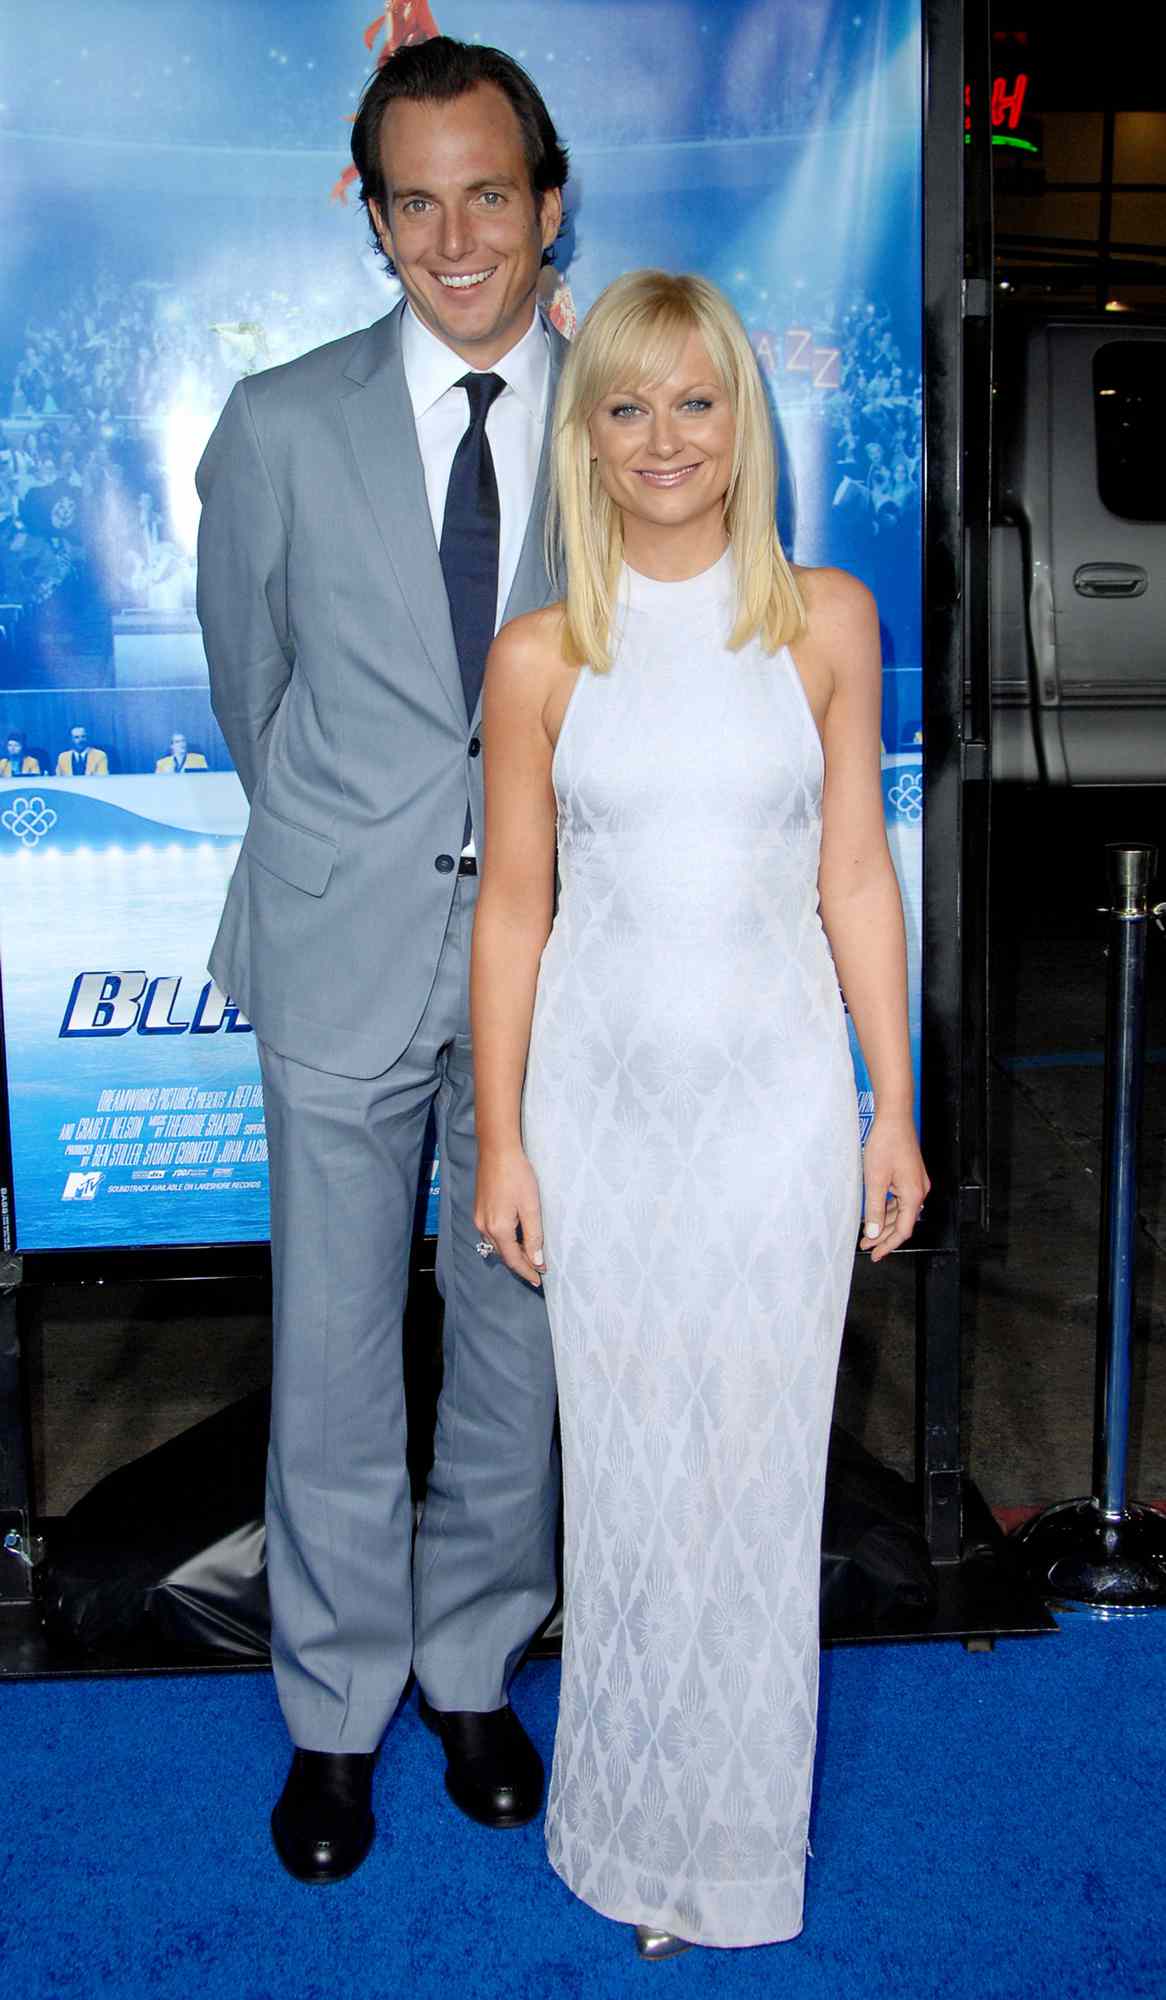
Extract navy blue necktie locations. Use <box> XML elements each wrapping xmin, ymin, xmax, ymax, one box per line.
<box><xmin>439</xmin><ymin>372</ymin><xmax>505</xmax><ymax>721</ymax></box>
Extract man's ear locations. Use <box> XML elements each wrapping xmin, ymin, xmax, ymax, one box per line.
<box><xmin>539</xmin><ymin>187</ymin><xmax>564</xmax><ymax>256</ymax></box>
<box><xmin>369</xmin><ymin>197</ymin><xmax>394</xmax><ymax>263</ymax></box>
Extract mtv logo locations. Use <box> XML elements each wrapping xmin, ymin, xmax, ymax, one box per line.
<box><xmin>62</xmin><ymin>1171</ymin><xmax>102</xmax><ymax>1202</ymax></box>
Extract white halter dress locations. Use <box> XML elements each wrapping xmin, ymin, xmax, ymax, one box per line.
<box><xmin>523</xmin><ymin>550</ymin><xmax>862</xmax><ymax>1948</ymax></box>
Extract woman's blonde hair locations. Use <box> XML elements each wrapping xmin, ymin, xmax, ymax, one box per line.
<box><xmin>548</xmin><ymin>269</ymin><xmax>806</xmax><ymax>673</ymax></box>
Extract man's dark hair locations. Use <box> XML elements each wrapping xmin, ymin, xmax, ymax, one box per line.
<box><xmin>351</xmin><ymin>37</ymin><xmax>569</xmax><ymax>270</ymax></box>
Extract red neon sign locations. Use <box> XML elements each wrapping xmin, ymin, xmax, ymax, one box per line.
<box><xmin>965</xmin><ymin>74</ymin><xmax>1030</xmax><ymax>135</ymax></box>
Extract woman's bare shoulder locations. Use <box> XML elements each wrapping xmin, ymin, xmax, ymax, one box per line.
<box><xmin>789</xmin><ymin>565</ymin><xmax>881</xmax><ymax>713</ymax></box>
<box><xmin>487</xmin><ymin>602</ymin><xmax>570</xmax><ymax>704</ymax></box>
<box><xmin>492</xmin><ymin>601</ymin><xmax>569</xmax><ymax>663</ymax></box>
<box><xmin>792</xmin><ymin>563</ymin><xmax>878</xmax><ymax>643</ymax></box>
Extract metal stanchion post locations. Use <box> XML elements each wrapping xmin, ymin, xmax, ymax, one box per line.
<box><xmin>1015</xmin><ymin>844</ymin><xmax>1166</xmax><ymax>1610</ymax></box>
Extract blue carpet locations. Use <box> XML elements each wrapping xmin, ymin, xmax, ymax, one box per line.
<box><xmin>3</xmin><ymin>1614</ymin><xmax>1164</xmax><ymax>2000</ymax></box>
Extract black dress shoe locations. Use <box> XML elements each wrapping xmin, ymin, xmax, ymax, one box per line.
<box><xmin>270</xmin><ymin>1749</ymin><xmax>375</xmax><ymax>1883</ymax></box>
<box><xmin>419</xmin><ymin>1698</ymin><xmax>544</xmax><ymax>1828</ymax></box>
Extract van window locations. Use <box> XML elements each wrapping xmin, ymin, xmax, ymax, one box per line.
<box><xmin>1093</xmin><ymin>344</ymin><xmax>1165</xmax><ymax>522</ymax></box>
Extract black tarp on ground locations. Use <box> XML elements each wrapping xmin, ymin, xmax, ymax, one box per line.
<box><xmin>39</xmin><ymin>1396</ymin><xmax>937</xmax><ymax>1662</ymax></box>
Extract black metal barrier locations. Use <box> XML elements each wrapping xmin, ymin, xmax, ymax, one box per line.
<box><xmin>0</xmin><ymin>1256</ymin><xmax>36</xmax><ymax>1604</ymax></box>
<box><xmin>1016</xmin><ymin>847</ymin><xmax>1166</xmax><ymax>1610</ymax></box>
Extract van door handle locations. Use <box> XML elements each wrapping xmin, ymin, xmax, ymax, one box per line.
<box><xmin>1073</xmin><ymin>563</ymin><xmax>1148</xmax><ymax>598</ymax></box>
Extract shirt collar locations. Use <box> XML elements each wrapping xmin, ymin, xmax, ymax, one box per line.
<box><xmin>401</xmin><ymin>303</ymin><xmax>549</xmax><ymax>424</ymax></box>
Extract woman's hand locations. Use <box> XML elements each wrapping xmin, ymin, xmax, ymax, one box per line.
<box><xmin>860</xmin><ymin>1110</ymin><xmax>929</xmax><ymax>1262</ymax></box>
<box><xmin>474</xmin><ymin>1146</ymin><xmax>546</xmax><ymax>1288</ymax></box>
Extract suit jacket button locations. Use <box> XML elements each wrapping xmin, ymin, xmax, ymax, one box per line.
<box><xmin>468</xmin><ymin>736</ymin><xmax>481</xmax><ymax>757</ymax></box>
<box><xmin>435</xmin><ymin>853</ymin><xmax>455</xmax><ymax>873</ymax></box>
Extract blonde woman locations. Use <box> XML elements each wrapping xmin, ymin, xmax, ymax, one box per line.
<box><xmin>471</xmin><ymin>271</ymin><xmax>927</xmax><ymax>1957</ymax></box>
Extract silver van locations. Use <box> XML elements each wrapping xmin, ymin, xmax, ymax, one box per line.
<box><xmin>991</xmin><ymin>313</ymin><xmax>1165</xmax><ymax>785</ymax></box>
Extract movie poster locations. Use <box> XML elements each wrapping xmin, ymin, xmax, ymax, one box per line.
<box><xmin>0</xmin><ymin>0</ymin><xmax>922</xmax><ymax>1252</ymax></box>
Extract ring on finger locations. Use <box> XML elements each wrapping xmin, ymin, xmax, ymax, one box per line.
<box><xmin>475</xmin><ymin>1237</ymin><xmax>496</xmax><ymax>1260</ymax></box>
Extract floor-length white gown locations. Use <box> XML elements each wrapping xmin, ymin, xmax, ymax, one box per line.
<box><xmin>523</xmin><ymin>550</ymin><xmax>862</xmax><ymax>1948</ymax></box>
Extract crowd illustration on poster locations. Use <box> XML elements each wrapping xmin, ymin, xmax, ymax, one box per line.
<box><xmin>0</xmin><ymin>0</ymin><xmax>923</xmax><ymax>1253</ymax></box>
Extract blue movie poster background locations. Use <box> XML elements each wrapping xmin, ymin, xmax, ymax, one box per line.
<box><xmin>0</xmin><ymin>0</ymin><xmax>922</xmax><ymax>1252</ymax></box>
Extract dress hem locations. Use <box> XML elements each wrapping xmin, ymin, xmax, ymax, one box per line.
<box><xmin>547</xmin><ymin>1846</ymin><xmax>805</xmax><ymax>1951</ymax></box>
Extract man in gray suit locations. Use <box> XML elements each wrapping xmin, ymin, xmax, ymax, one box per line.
<box><xmin>195</xmin><ymin>38</ymin><xmax>567</xmax><ymax>1883</ymax></box>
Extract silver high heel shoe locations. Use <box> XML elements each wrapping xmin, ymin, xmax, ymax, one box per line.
<box><xmin>634</xmin><ymin>1926</ymin><xmax>692</xmax><ymax>1961</ymax></box>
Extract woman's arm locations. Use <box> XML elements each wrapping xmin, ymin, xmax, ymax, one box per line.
<box><xmin>470</xmin><ymin>611</ymin><xmax>561</xmax><ymax>1287</ymax></box>
<box><xmin>798</xmin><ymin>568</ymin><xmax>929</xmax><ymax>1261</ymax></box>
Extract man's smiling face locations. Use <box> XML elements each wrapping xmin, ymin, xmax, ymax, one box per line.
<box><xmin>370</xmin><ymin>84</ymin><xmax>562</xmax><ymax>368</ymax></box>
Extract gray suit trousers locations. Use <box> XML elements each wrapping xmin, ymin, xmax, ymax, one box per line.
<box><xmin>258</xmin><ymin>876</ymin><xmax>559</xmax><ymax>1751</ymax></box>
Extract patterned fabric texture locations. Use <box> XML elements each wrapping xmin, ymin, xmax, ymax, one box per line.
<box><xmin>523</xmin><ymin>551</ymin><xmax>862</xmax><ymax>1947</ymax></box>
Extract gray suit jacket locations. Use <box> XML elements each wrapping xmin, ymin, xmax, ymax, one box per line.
<box><xmin>196</xmin><ymin>303</ymin><xmax>567</xmax><ymax>1078</ymax></box>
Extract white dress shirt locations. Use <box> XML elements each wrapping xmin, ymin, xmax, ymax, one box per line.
<box><xmin>402</xmin><ymin>304</ymin><xmax>549</xmax><ymax>854</ymax></box>
<box><xmin>401</xmin><ymin>302</ymin><xmax>550</xmax><ymax>632</ymax></box>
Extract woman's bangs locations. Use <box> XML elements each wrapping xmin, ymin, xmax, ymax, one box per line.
<box><xmin>584</xmin><ymin>303</ymin><xmax>706</xmax><ymax>414</ymax></box>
